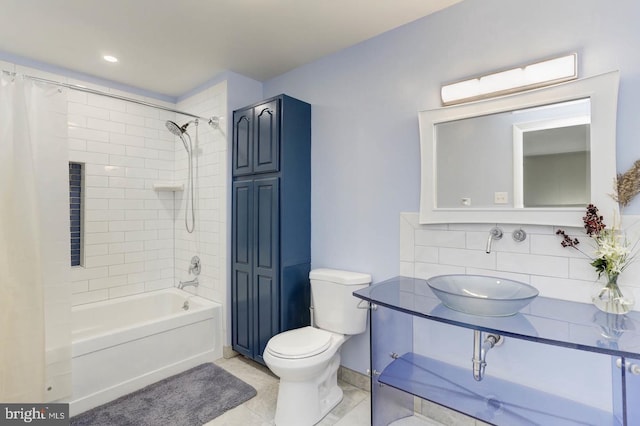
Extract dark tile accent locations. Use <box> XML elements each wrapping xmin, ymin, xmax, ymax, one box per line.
<box><xmin>69</xmin><ymin>162</ymin><xmax>83</xmax><ymax>267</ymax></box>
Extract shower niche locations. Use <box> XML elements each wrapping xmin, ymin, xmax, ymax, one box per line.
<box><xmin>231</xmin><ymin>94</ymin><xmax>311</xmax><ymax>364</ymax></box>
<box><xmin>355</xmin><ymin>276</ymin><xmax>640</xmax><ymax>425</ymax></box>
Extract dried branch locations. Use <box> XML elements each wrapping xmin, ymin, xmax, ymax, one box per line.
<box><xmin>613</xmin><ymin>159</ymin><xmax>640</xmax><ymax>206</ymax></box>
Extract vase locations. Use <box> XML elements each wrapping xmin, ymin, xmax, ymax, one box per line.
<box><xmin>591</xmin><ymin>273</ymin><xmax>635</xmax><ymax>315</ymax></box>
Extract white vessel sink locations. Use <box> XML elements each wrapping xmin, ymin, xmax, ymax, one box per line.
<box><xmin>426</xmin><ymin>274</ymin><xmax>539</xmax><ymax>317</ymax></box>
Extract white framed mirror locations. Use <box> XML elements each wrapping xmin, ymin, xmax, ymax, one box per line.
<box><xmin>419</xmin><ymin>71</ymin><xmax>619</xmax><ymax>227</ymax></box>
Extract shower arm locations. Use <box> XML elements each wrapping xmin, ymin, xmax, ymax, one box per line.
<box><xmin>184</xmin><ymin>116</ymin><xmax>218</xmax><ymax>128</ymax></box>
<box><xmin>181</xmin><ymin>117</ymin><xmax>219</xmax><ymax>132</ymax></box>
<box><xmin>179</xmin><ymin>117</ymin><xmax>220</xmax><ymax>130</ymax></box>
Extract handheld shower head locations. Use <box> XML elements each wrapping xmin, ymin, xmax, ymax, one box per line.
<box><xmin>166</xmin><ymin>119</ymin><xmax>197</xmax><ymax>134</ymax></box>
<box><xmin>165</xmin><ymin>120</ymin><xmax>191</xmax><ymax>152</ymax></box>
<box><xmin>165</xmin><ymin>120</ymin><xmax>184</xmax><ymax>136</ymax></box>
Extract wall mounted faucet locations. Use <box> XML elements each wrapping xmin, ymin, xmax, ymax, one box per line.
<box><xmin>486</xmin><ymin>227</ymin><xmax>503</xmax><ymax>253</ymax></box>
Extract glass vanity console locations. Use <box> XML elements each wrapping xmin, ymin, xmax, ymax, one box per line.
<box><xmin>354</xmin><ymin>276</ymin><xmax>640</xmax><ymax>426</ymax></box>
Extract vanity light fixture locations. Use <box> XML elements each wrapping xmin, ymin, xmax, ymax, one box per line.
<box><xmin>441</xmin><ymin>53</ymin><xmax>577</xmax><ymax>106</ymax></box>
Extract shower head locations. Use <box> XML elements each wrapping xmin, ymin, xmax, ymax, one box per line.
<box><xmin>166</xmin><ymin>120</ymin><xmax>191</xmax><ymax>152</ymax></box>
<box><xmin>166</xmin><ymin>119</ymin><xmax>197</xmax><ymax>135</ymax></box>
<box><xmin>165</xmin><ymin>120</ymin><xmax>184</xmax><ymax>136</ymax></box>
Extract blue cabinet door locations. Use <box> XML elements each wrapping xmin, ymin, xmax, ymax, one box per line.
<box><xmin>232</xmin><ymin>107</ymin><xmax>253</xmax><ymax>176</ymax></box>
<box><xmin>233</xmin><ymin>100</ymin><xmax>279</xmax><ymax>176</ymax></box>
<box><xmin>253</xmin><ymin>177</ymin><xmax>280</xmax><ymax>363</ymax></box>
<box><xmin>253</xmin><ymin>100</ymin><xmax>280</xmax><ymax>174</ymax></box>
<box><xmin>232</xmin><ymin>177</ymin><xmax>280</xmax><ymax>362</ymax></box>
<box><xmin>232</xmin><ymin>180</ymin><xmax>253</xmax><ymax>357</ymax></box>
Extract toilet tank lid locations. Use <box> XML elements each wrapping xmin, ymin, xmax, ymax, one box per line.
<box><xmin>309</xmin><ymin>268</ymin><xmax>372</xmax><ymax>285</ymax></box>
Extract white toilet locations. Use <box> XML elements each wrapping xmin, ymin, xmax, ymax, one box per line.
<box><xmin>263</xmin><ymin>268</ymin><xmax>372</xmax><ymax>426</ymax></box>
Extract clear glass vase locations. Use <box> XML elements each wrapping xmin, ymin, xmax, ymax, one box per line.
<box><xmin>591</xmin><ymin>273</ymin><xmax>635</xmax><ymax>315</ymax></box>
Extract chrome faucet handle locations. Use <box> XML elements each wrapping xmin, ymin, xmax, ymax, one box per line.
<box><xmin>512</xmin><ymin>228</ymin><xmax>527</xmax><ymax>242</ymax></box>
<box><xmin>489</xmin><ymin>227</ymin><xmax>503</xmax><ymax>239</ymax></box>
<box><xmin>188</xmin><ymin>255</ymin><xmax>201</xmax><ymax>275</ymax></box>
<box><xmin>486</xmin><ymin>227</ymin><xmax>503</xmax><ymax>254</ymax></box>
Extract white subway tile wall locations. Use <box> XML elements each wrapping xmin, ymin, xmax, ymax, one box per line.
<box><xmin>60</xmin><ymin>72</ymin><xmax>228</xmax><ymax>311</ymax></box>
<box><xmin>175</xmin><ymin>83</ymin><xmax>228</xmax><ymax>340</ymax></box>
<box><xmin>67</xmin><ymin>88</ymin><xmax>176</xmax><ymax>305</ymax></box>
<box><xmin>400</xmin><ymin>212</ymin><xmax>640</xmax><ymax>307</ymax></box>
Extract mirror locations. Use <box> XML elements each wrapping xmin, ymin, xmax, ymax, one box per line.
<box><xmin>419</xmin><ymin>71</ymin><xmax>619</xmax><ymax>227</ymax></box>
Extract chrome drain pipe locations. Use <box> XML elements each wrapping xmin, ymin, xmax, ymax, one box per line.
<box><xmin>472</xmin><ymin>331</ymin><xmax>502</xmax><ymax>381</ymax></box>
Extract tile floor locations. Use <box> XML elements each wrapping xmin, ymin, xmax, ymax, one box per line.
<box><xmin>205</xmin><ymin>356</ymin><xmax>371</xmax><ymax>425</ymax></box>
<box><xmin>206</xmin><ymin>356</ymin><xmax>447</xmax><ymax>426</ymax></box>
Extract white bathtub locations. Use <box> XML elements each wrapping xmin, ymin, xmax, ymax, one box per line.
<box><xmin>67</xmin><ymin>288</ymin><xmax>222</xmax><ymax>416</ymax></box>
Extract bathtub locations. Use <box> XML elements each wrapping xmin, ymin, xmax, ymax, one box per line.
<box><xmin>67</xmin><ymin>288</ymin><xmax>222</xmax><ymax>416</ymax></box>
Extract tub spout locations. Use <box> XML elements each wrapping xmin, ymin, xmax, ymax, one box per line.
<box><xmin>178</xmin><ymin>277</ymin><xmax>199</xmax><ymax>289</ymax></box>
<box><xmin>472</xmin><ymin>330</ymin><xmax>502</xmax><ymax>381</ymax></box>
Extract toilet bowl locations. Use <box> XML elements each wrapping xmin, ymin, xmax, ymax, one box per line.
<box><xmin>263</xmin><ymin>327</ymin><xmax>347</xmax><ymax>425</ymax></box>
<box><xmin>264</xmin><ymin>268</ymin><xmax>371</xmax><ymax>426</ymax></box>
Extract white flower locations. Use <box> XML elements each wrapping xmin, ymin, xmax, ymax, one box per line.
<box><xmin>594</xmin><ymin>230</ymin><xmax>631</xmax><ymax>275</ymax></box>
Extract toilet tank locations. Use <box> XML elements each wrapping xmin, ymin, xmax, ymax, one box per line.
<box><xmin>309</xmin><ymin>268</ymin><xmax>372</xmax><ymax>335</ymax></box>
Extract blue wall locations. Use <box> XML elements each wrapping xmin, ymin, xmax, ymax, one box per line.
<box><xmin>263</xmin><ymin>0</ymin><xmax>640</xmax><ymax>371</ymax></box>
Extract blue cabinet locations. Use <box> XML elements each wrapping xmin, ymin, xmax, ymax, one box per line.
<box><xmin>231</xmin><ymin>95</ymin><xmax>311</xmax><ymax>364</ymax></box>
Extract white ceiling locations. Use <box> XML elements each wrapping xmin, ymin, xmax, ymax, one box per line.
<box><xmin>0</xmin><ymin>0</ymin><xmax>461</xmax><ymax>98</ymax></box>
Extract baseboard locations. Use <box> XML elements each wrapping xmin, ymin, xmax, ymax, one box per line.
<box><xmin>338</xmin><ymin>366</ymin><xmax>370</xmax><ymax>392</ymax></box>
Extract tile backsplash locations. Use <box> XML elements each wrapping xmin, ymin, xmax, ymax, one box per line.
<box><xmin>400</xmin><ymin>212</ymin><xmax>640</xmax><ymax>308</ymax></box>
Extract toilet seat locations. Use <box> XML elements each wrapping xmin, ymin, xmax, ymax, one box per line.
<box><xmin>267</xmin><ymin>327</ymin><xmax>332</xmax><ymax>359</ymax></box>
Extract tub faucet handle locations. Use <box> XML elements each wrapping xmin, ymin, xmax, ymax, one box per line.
<box><xmin>189</xmin><ymin>256</ymin><xmax>201</xmax><ymax>275</ymax></box>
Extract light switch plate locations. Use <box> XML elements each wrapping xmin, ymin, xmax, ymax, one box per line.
<box><xmin>494</xmin><ymin>192</ymin><xmax>508</xmax><ymax>204</ymax></box>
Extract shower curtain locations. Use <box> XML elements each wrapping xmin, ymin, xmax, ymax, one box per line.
<box><xmin>0</xmin><ymin>73</ymin><xmax>71</xmax><ymax>402</ymax></box>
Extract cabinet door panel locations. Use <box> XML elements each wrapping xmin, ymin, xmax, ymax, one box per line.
<box><xmin>233</xmin><ymin>181</ymin><xmax>252</xmax><ymax>265</ymax></box>
<box><xmin>232</xmin><ymin>270</ymin><xmax>252</xmax><ymax>357</ymax></box>
<box><xmin>255</xmin><ymin>274</ymin><xmax>278</xmax><ymax>363</ymax></box>
<box><xmin>233</xmin><ymin>108</ymin><xmax>252</xmax><ymax>176</ymax></box>
<box><xmin>232</xmin><ymin>180</ymin><xmax>253</xmax><ymax>356</ymax></box>
<box><xmin>256</xmin><ymin>178</ymin><xmax>278</xmax><ymax>269</ymax></box>
<box><xmin>253</xmin><ymin>100</ymin><xmax>280</xmax><ymax>174</ymax></box>
<box><xmin>253</xmin><ymin>177</ymin><xmax>280</xmax><ymax>360</ymax></box>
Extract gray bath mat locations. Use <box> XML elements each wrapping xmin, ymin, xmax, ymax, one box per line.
<box><xmin>70</xmin><ymin>363</ymin><xmax>257</xmax><ymax>426</ymax></box>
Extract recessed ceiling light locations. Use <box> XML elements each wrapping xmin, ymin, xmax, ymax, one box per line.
<box><xmin>103</xmin><ymin>55</ymin><xmax>118</xmax><ymax>63</ymax></box>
